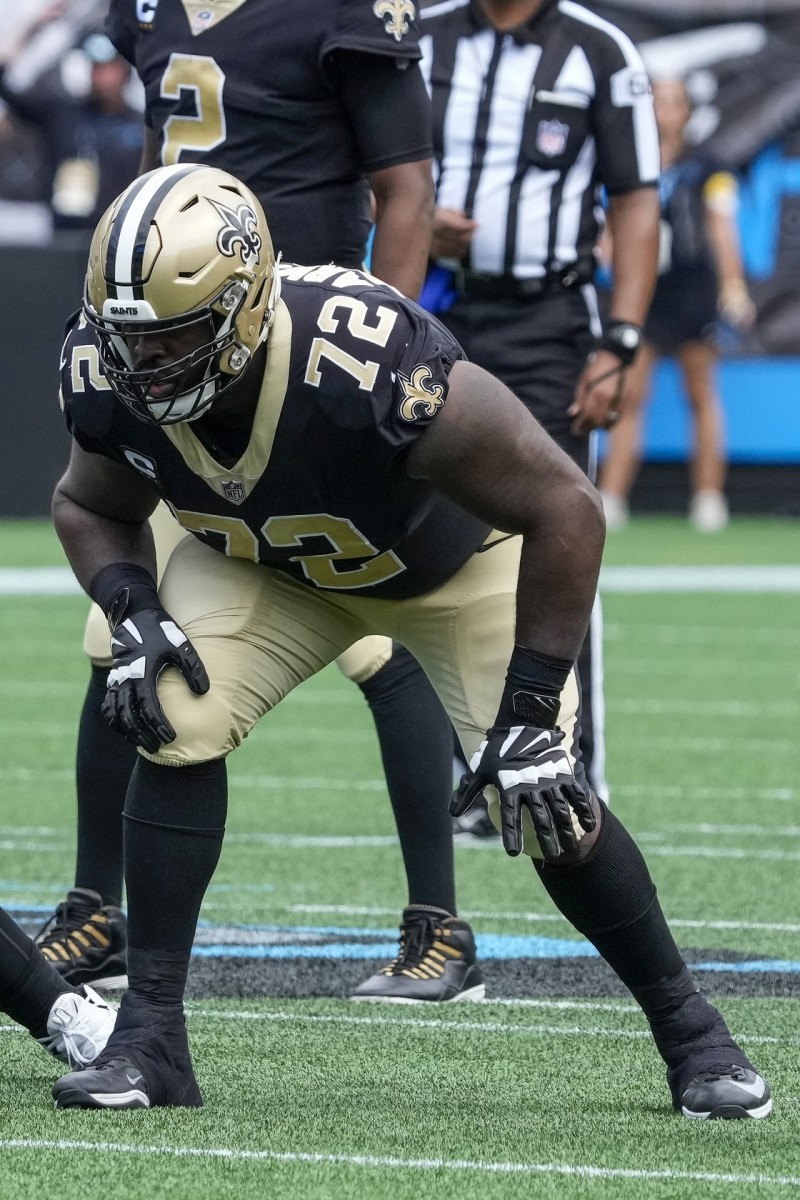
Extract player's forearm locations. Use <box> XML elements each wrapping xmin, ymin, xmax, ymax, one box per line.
<box><xmin>370</xmin><ymin>164</ymin><xmax>434</xmax><ymax>299</ymax></box>
<box><xmin>706</xmin><ymin>206</ymin><xmax>745</xmax><ymax>289</ymax></box>
<box><xmin>606</xmin><ymin>188</ymin><xmax>660</xmax><ymax>323</ymax></box>
<box><xmin>52</xmin><ymin>488</ymin><xmax>157</xmax><ymax>597</ymax></box>
<box><xmin>513</xmin><ymin>480</ymin><xmax>604</xmax><ymax>661</ymax></box>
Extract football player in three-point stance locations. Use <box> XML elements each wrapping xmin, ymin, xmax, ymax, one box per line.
<box><xmin>37</xmin><ymin>0</ymin><xmax>484</xmax><ymax>1002</ymax></box>
<box><xmin>50</xmin><ymin>165</ymin><xmax>771</xmax><ymax>1120</ymax></box>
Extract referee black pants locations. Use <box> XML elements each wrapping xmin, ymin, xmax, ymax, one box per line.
<box><xmin>439</xmin><ymin>286</ymin><xmax>609</xmax><ymax>802</ymax></box>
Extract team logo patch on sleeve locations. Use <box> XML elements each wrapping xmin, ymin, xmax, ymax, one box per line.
<box><xmin>397</xmin><ymin>365</ymin><xmax>445</xmax><ymax>422</ymax></box>
<box><xmin>373</xmin><ymin>0</ymin><xmax>416</xmax><ymax>43</ymax></box>
<box><xmin>207</xmin><ymin>199</ymin><xmax>262</xmax><ymax>266</ymax></box>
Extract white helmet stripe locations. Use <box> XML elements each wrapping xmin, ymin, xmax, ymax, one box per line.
<box><xmin>109</xmin><ymin>165</ymin><xmax>204</xmax><ymax>301</ymax></box>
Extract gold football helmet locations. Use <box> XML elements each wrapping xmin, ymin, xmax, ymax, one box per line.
<box><xmin>84</xmin><ymin>164</ymin><xmax>279</xmax><ymax>424</ymax></box>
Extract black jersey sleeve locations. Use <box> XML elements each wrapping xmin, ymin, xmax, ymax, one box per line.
<box><xmin>59</xmin><ymin>314</ymin><xmax>123</xmax><ymax>458</ymax></box>
<box><xmin>379</xmin><ymin>302</ymin><xmax>465</xmax><ymax>460</ymax></box>
<box><xmin>324</xmin><ymin>0</ymin><xmax>422</xmax><ymax>61</ymax></box>
<box><xmin>332</xmin><ymin>52</ymin><xmax>432</xmax><ymax>173</ymax></box>
<box><xmin>105</xmin><ymin>0</ymin><xmax>138</xmax><ymax>65</ymax></box>
<box><xmin>369</xmin><ymin>297</ymin><xmax>465</xmax><ymax>463</ymax></box>
<box><xmin>298</xmin><ymin>274</ymin><xmax>464</xmax><ymax>464</ymax></box>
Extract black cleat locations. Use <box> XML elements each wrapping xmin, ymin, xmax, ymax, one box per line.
<box><xmin>352</xmin><ymin>905</ymin><xmax>485</xmax><ymax>1003</ymax></box>
<box><xmin>678</xmin><ymin>1062</ymin><xmax>772</xmax><ymax>1120</ymax></box>
<box><xmin>52</xmin><ymin>995</ymin><xmax>202</xmax><ymax>1110</ymax></box>
<box><xmin>658</xmin><ymin>993</ymin><xmax>772</xmax><ymax>1120</ymax></box>
<box><xmin>35</xmin><ymin>888</ymin><xmax>127</xmax><ymax>989</ymax></box>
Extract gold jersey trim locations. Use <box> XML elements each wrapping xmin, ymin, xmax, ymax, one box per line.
<box><xmin>180</xmin><ymin>0</ymin><xmax>249</xmax><ymax>36</ymax></box>
<box><xmin>163</xmin><ymin>297</ymin><xmax>292</xmax><ymax>501</ymax></box>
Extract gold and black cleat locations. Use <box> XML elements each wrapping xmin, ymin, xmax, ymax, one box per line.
<box><xmin>352</xmin><ymin>905</ymin><xmax>485</xmax><ymax>1003</ymax></box>
<box><xmin>35</xmin><ymin>888</ymin><xmax>127</xmax><ymax>989</ymax></box>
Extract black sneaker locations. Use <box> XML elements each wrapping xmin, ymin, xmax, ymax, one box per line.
<box><xmin>658</xmin><ymin>994</ymin><xmax>772</xmax><ymax>1120</ymax></box>
<box><xmin>678</xmin><ymin>1062</ymin><xmax>772</xmax><ymax>1120</ymax></box>
<box><xmin>52</xmin><ymin>995</ymin><xmax>202</xmax><ymax>1110</ymax></box>
<box><xmin>452</xmin><ymin>799</ymin><xmax>500</xmax><ymax>842</ymax></box>
<box><xmin>352</xmin><ymin>905</ymin><xmax>485</xmax><ymax>1003</ymax></box>
<box><xmin>34</xmin><ymin>888</ymin><xmax>127</xmax><ymax>989</ymax></box>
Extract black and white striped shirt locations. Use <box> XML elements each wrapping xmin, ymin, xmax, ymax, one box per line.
<box><xmin>419</xmin><ymin>0</ymin><xmax>659</xmax><ymax>280</ymax></box>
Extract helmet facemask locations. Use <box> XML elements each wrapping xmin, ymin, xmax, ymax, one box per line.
<box><xmin>83</xmin><ymin>165</ymin><xmax>278</xmax><ymax>425</ymax></box>
<box><xmin>87</xmin><ymin>278</ymin><xmax>252</xmax><ymax>425</ymax></box>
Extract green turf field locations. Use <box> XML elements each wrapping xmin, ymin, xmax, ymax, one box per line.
<box><xmin>0</xmin><ymin>516</ymin><xmax>799</xmax><ymax>1198</ymax></box>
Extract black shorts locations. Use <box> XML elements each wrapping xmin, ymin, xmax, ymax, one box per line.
<box><xmin>438</xmin><ymin>288</ymin><xmax>597</xmax><ymax>473</ymax></box>
<box><xmin>645</xmin><ymin>264</ymin><xmax>718</xmax><ymax>353</ymax></box>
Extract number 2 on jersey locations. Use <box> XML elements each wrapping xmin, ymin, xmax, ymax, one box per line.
<box><xmin>160</xmin><ymin>53</ymin><xmax>226</xmax><ymax>165</ymax></box>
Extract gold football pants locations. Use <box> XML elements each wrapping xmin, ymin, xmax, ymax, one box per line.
<box><xmin>128</xmin><ymin>530</ymin><xmax>582</xmax><ymax>858</ymax></box>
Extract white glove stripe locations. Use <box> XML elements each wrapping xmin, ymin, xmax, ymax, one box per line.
<box><xmin>107</xmin><ymin>656</ymin><xmax>146</xmax><ymax>687</ymax></box>
<box><xmin>160</xmin><ymin>620</ymin><xmax>187</xmax><ymax>648</ymax></box>
<box><xmin>498</xmin><ymin>753</ymin><xmax>572</xmax><ymax>790</ymax></box>
<box><xmin>469</xmin><ymin>739</ymin><xmax>488</xmax><ymax>772</ymax></box>
<box><xmin>121</xmin><ymin>618</ymin><xmax>143</xmax><ymax>644</ymax></box>
<box><xmin>499</xmin><ymin>726</ymin><xmax>527</xmax><ymax>758</ymax></box>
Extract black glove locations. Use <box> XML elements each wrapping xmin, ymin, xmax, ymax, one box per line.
<box><xmin>451</xmin><ymin>725</ymin><xmax>595</xmax><ymax>860</ymax></box>
<box><xmin>102</xmin><ymin>607</ymin><xmax>210</xmax><ymax>754</ymax></box>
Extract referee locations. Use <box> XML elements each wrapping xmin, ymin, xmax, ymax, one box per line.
<box><xmin>419</xmin><ymin>0</ymin><xmax>660</xmax><ymax>802</ymax></box>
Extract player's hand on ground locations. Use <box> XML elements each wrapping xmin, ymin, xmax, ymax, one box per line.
<box><xmin>102</xmin><ymin>608</ymin><xmax>209</xmax><ymax>753</ymax></box>
<box><xmin>451</xmin><ymin>726</ymin><xmax>595</xmax><ymax>860</ymax></box>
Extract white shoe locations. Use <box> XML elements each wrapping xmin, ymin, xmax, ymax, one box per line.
<box><xmin>600</xmin><ymin>490</ymin><xmax>629</xmax><ymax>530</ymax></box>
<box><xmin>689</xmin><ymin>490</ymin><xmax>729</xmax><ymax>533</ymax></box>
<box><xmin>37</xmin><ymin>985</ymin><xmax>117</xmax><ymax>1068</ymax></box>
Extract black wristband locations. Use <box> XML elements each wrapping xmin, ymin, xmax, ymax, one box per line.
<box><xmin>495</xmin><ymin>645</ymin><xmax>573</xmax><ymax>729</ymax></box>
<box><xmin>89</xmin><ymin>563</ymin><xmax>160</xmax><ymax>630</ymax></box>
<box><xmin>598</xmin><ymin>319</ymin><xmax>643</xmax><ymax>366</ymax></box>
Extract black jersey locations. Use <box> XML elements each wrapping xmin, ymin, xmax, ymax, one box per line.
<box><xmin>61</xmin><ymin>265</ymin><xmax>489</xmax><ymax>599</ymax></box>
<box><xmin>106</xmin><ymin>0</ymin><xmax>426</xmax><ymax>267</ymax></box>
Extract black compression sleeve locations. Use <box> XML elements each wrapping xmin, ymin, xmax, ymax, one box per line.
<box><xmin>331</xmin><ymin>51</ymin><xmax>433</xmax><ymax>172</ymax></box>
<box><xmin>89</xmin><ymin>563</ymin><xmax>160</xmax><ymax>626</ymax></box>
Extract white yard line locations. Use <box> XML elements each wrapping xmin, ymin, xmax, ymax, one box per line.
<box><xmin>2</xmin><ymin>770</ymin><xmax>798</xmax><ymax>806</ymax></box>
<box><xmin>0</xmin><ymin>830</ymin><xmax>798</xmax><ymax>858</ymax></box>
<box><xmin>5</xmin><ymin>564</ymin><xmax>800</xmax><ymax>596</ymax></box>
<box><xmin>0</xmin><ymin>1139</ymin><xmax>796</xmax><ymax>1186</ymax></box>
<box><xmin>184</xmin><ymin>1007</ymin><xmax>792</xmax><ymax>1048</ymax></box>
<box><xmin>284</xmin><ymin>903</ymin><xmax>800</xmax><ymax>936</ymax></box>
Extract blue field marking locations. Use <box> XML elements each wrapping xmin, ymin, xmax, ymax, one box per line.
<box><xmin>191</xmin><ymin>934</ymin><xmax>599</xmax><ymax>960</ymax></box>
<box><xmin>9</xmin><ymin>905</ymin><xmax>800</xmax><ymax>971</ymax></box>
<box><xmin>689</xmin><ymin>959</ymin><xmax>800</xmax><ymax>974</ymax></box>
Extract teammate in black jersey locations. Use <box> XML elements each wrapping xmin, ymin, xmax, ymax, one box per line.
<box><xmin>40</xmin><ymin>0</ymin><xmax>476</xmax><ymax>1003</ymax></box>
<box><xmin>50</xmin><ymin>166</ymin><xmax>770</xmax><ymax>1120</ymax></box>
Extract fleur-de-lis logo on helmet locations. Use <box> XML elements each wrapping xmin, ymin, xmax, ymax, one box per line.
<box><xmin>373</xmin><ymin>0</ymin><xmax>416</xmax><ymax>43</ymax></box>
<box><xmin>397</xmin><ymin>364</ymin><xmax>445</xmax><ymax>423</ymax></box>
<box><xmin>208</xmin><ymin>198</ymin><xmax>262</xmax><ymax>266</ymax></box>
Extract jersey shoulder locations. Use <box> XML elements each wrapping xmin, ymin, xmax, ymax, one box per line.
<box><xmin>59</xmin><ymin>313</ymin><xmax>119</xmax><ymax>444</ymax></box>
<box><xmin>328</xmin><ymin>0</ymin><xmax>422</xmax><ymax>59</ymax></box>
<box><xmin>105</xmin><ymin>0</ymin><xmax>146</xmax><ymax>64</ymax></box>
<box><xmin>278</xmin><ymin>263</ymin><xmax>463</xmax><ymax>449</ymax></box>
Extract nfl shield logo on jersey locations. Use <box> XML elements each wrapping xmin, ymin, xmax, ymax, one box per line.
<box><xmin>221</xmin><ymin>479</ymin><xmax>246</xmax><ymax>503</ymax></box>
<box><xmin>536</xmin><ymin>119</ymin><xmax>569</xmax><ymax>158</ymax></box>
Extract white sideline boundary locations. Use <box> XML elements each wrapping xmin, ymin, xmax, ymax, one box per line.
<box><xmin>3</xmin><ymin>565</ymin><xmax>800</xmax><ymax>595</ymax></box>
<box><xmin>0</xmin><ymin>1140</ymin><xmax>796</xmax><ymax>1187</ymax></box>
<box><xmin>184</xmin><ymin>1007</ymin><xmax>793</xmax><ymax>1048</ymax></box>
